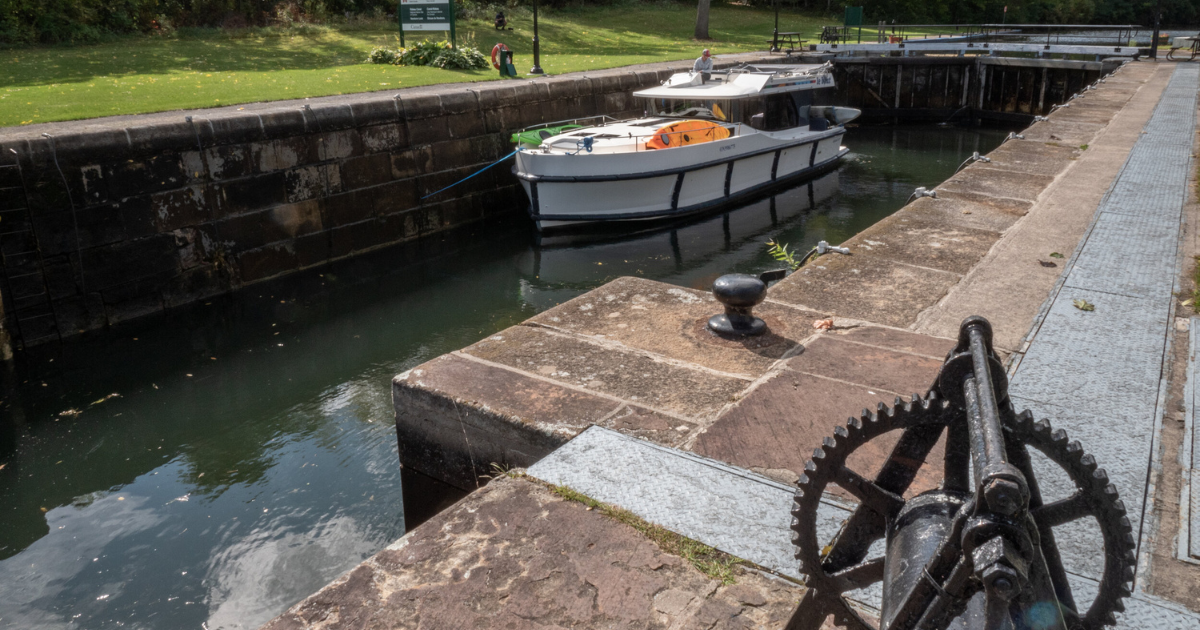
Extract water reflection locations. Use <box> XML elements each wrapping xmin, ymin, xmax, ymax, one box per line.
<box><xmin>0</xmin><ymin>123</ymin><xmax>1011</xmax><ymax>629</ymax></box>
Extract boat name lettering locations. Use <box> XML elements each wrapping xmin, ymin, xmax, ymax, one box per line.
<box><xmin>720</xmin><ymin>144</ymin><xmax>736</xmax><ymax>152</ymax></box>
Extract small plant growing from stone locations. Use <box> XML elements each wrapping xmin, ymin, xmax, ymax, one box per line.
<box><xmin>767</xmin><ymin>240</ymin><xmax>829</xmax><ymax>271</ymax></box>
<box><xmin>766</xmin><ymin>240</ymin><xmax>802</xmax><ymax>270</ymax></box>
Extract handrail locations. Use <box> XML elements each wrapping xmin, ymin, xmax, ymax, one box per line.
<box><xmin>861</xmin><ymin>22</ymin><xmax>1144</xmax><ymax>46</ymax></box>
<box><xmin>516</xmin><ymin>114</ymin><xmax>625</xmax><ymax>134</ymax></box>
<box><xmin>534</xmin><ymin>118</ymin><xmax>846</xmax><ymax>154</ymax></box>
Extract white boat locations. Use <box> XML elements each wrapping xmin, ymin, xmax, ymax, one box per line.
<box><xmin>511</xmin><ymin>63</ymin><xmax>860</xmax><ymax>230</ymax></box>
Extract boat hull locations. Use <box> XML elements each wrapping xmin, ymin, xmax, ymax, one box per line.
<box><xmin>515</xmin><ymin>129</ymin><xmax>848</xmax><ymax>229</ymax></box>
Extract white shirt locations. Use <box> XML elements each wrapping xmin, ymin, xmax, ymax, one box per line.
<box><xmin>693</xmin><ymin>56</ymin><xmax>713</xmax><ymax>73</ymax></box>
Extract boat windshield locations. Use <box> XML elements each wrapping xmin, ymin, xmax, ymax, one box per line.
<box><xmin>646</xmin><ymin>99</ymin><xmax>733</xmax><ymax>122</ymax></box>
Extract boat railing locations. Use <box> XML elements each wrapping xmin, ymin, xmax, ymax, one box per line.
<box><xmin>517</xmin><ymin>114</ymin><xmax>627</xmax><ymax>133</ymax></box>
<box><xmin>544</xmin><ymin>122</ymin><xmax>745</xmax><ymax>153</ymax></box>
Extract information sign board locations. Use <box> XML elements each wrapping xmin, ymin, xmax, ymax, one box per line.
<box><xmin>844</xmin><ymin>6</ymin><xmax>863</xmax><ymax>27</ymax></box>
<box><xmin>399</xmin><ymin>0</ymin><xmax>456</xmax><ymax>47</ymax></box>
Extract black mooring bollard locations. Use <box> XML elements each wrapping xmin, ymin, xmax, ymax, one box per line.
<box><xmin>707</xmin><ymin>273</ymin><xmax>770</xmax><ymax>337</ymax></box>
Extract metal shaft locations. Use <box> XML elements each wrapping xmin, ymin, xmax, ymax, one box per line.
<box><xmin>962</xmin><ymin>324</ymin><xmax>1008</xmax><ymax>484</ymax></box>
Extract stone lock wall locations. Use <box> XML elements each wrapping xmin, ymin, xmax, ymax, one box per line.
<box><xmin>0</xmin><ymin>67</ymin><xmax>701</xmax><ymax>350</ymax></box>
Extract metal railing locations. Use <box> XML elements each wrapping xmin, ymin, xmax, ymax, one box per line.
<box><xmin>539</xmin><ymin>122</ymin><xmax>745</xmax><ymax>153</ymax></box>
<box><xmin>863</xmin><ymin>23</ymin><xmax>1142</xmax><ymax>47</ymax></box>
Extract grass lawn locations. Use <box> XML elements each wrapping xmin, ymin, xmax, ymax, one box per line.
<box><xmin>0</xmin><ymin>5</ymin><xmax>844</xmax><ymax>128</ymax></box>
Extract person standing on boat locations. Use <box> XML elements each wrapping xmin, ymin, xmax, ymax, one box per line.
<box><xmin>693</xmin><ymin>49</ymin><xmax>713</xmax><ymax>81</ymax></box>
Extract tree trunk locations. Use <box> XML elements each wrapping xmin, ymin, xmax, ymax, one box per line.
<box><xmin>695</xmin><ymin>0</ymin><xmax>711</xmax><ymax>40</ymax></box>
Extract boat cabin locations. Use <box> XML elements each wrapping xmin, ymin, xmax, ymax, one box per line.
<box><xmin>635</xmin><ymin>64</ymin><xmax>837</xmax><ymax>132</ymax></box>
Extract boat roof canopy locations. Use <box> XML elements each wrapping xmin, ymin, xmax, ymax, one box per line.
<box><xmin>633</xmin><ymin>64</ymin><xmax>833</xmax><ymax>100</ymax></box>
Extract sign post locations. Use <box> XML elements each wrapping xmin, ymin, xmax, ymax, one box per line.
<box><xmin>399</xmin><ymin>0</ymin><xmax>456</xmax><ymax>49</ymax></box>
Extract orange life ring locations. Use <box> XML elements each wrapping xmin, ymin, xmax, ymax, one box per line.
<box><xmin>645</xmin><ymin>120</ymin><xmax>731</xmax><ymax>150</ymax></box>
<box><xmin>492</xmin><ymin>43</ymin><xmax>510</xmax><ymax>70</ymax></box>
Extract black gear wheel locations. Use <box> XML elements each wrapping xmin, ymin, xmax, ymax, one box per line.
<box><xmin>1001</xmin><ymin>407</ymin><xmax>1137</xmax><ymax>629</ymax></box>
<box><xmin>789</xmin><ymin>394</ymin><xmax>1135</xmax><ymax>630</ymax></box>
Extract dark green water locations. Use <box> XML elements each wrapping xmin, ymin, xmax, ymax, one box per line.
<box><xmin>0</xmin><ymin>124</ymin><xmax>1010</xmax><ymax>629</ymax></box>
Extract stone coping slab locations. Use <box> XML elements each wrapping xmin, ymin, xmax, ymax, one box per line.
<box><xmin>767</xmin><ymin>251</ymin><xmax>962</xmax><ymax>329</ymax></box>
<box><xmin>845</xmin><ymin>213</ymin><xmax>1002</xmax><ymax>276</ymax></box>
<box><xmin>526</xmin><ymin>275</ymin><xmax>825</xmax><ymax>379</ymax></box>
<box><xmin>263</xmin><ymin>474</ymin><xmax>805</xmax><ymax>630</ymax></box>
<box><xmin>461</xmin><ymin>324</ymin><xmax>749</xmax><ymax>419</ymax></box>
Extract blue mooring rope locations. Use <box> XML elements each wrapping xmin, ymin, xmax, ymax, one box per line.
<box><xmin>421</xmin><ymin>149</ymin><xmax>519</xmax><ymax>200</ymax></box>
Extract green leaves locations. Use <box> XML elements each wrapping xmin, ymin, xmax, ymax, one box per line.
<box><xmin>367</xmin><ymin>41</ymin><xmax>489</xmax><ymax>70</ymax></box>
<box><xmin>1072</xmin><ymin>298</ymin><xmax>1095</xmax><ymax>312</ymax></box>
<box><xmin>766</xmin><ymin>240</ymin><xmax>801</xmax><ymax>271</ymax></box>
<box><xmin>1049</xmin><ymin>252</ymin><xmax>1065</xmax><ymax>259</ymax></box>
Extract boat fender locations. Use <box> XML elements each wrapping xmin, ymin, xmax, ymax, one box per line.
<box><xmin>491</xmin><ymin>43</ymin><xmax>510</xmax><ymax>70</ymax></box>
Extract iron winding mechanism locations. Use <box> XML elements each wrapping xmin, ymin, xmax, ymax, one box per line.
<box><xmin>787</xmin><ymin>316</ymin><xmax>1136</xmax><ymax>630</ymax></box>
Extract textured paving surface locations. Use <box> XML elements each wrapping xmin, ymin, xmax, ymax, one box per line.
<box><xmin>528</xmin><ymin>426</ymin><xmax>844</xmax><ymax>580</ymax></box>
<box><xmin>1188</xmin><ymin>317</ymin><xmax>1200</xmax><ymax>560</ymax></box>
<box><xmin>1008</xmin><ymin>64</ymin><xmax>1200</xmax><ymax>625</ymax></box>
<box><xmin>528</xmin><ymin>426</ymin><xmax>889</xmax><ymax>612</ymax></box>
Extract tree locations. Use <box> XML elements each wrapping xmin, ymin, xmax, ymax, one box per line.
<box><xmin>695</xmin><ymin>0</ymin><xmax>711</xmax><ymax>40</ymax></box>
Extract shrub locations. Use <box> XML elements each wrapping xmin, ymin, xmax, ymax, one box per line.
<box><xmin>366</xmin><ymin>45</ymin><xmax>400</xmax><ymax>64</ymax></box>
<box><xmin>367</xmin><ymin>40</ymin><xmax>490</xmax><ymax>70</ymax></box>
<box><xmin>431</xmin><ymin>44</ymin><xmax>488</xmax><ymax>69</ymax></box>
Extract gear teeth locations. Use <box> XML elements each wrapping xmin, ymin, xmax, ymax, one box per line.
<box><xmin>812</xmin><ymin>448</ymin><xmax>825</xmax><ymax>461</ymax></box>
<box><xmin>893</xmin><ymin>395</ymin><xmax>904</xmax><ymax>408</ymax></box>
<box><xmin>911</xmin><ymin>393</ymin><xmax>920</xmax><ymax>404</ymax></box>
<box><xmin>847</xmin><ymin>416</ymin><xmax>862</xmax><ymax>431</ymax></box>
<box><xmin>833</xmin><ymin>426</ymin><xmax>849</xmax><ymax>441</ymax></box>
<box><xmin>1001</xmin><ymin>411</ymin><xmax>1134</xmax><ymax>626</ymax></box>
